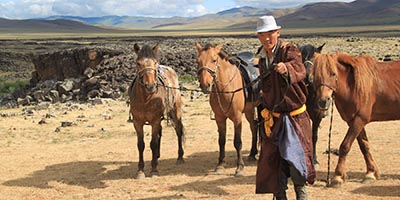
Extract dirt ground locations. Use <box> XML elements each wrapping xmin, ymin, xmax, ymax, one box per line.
<box><xmin>0</xmin><ymin>87</ymin><xmax>399</xmax><ymax>200</ymax></box>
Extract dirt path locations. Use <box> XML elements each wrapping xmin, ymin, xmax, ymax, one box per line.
<box><xmin>0</xmin><ymin>92</ymin><xmax>399</xmax><ymax>200</ymax></box>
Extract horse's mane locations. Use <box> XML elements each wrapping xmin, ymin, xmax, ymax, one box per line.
<box><xmin>202</xmin><ymin>43</ymin><xmax>230</xmax><ymax>61</ymax></box>
<box><xmin>313</xmin><ymin>53</ymin><xmax>378</xmax><ymax>102</ymax></box>
<box><xmin>337</xmin><ymin>53</ymin><xmax>377</xmax><ymax>100</ymax></box>
<box><xmin>137</xmin><ymin>45</ymin><xmax>159</xmax><ymax>60</ymax></box>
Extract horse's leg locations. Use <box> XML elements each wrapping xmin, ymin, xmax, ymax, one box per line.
<box><xmin>356</xmin><ymin>128</ymin><xmax>379</xmax><ymax>183</ymax></box>
<box><xmin>171</xmin><ymin>109</ymin><xmax>185</xmax><ymax>164</ymax></box>
<box><xmin>244</xmin><ymin>104</ymin><xmax>258</xmax><ymax>161</ymax></box>
<box><xmin>331</xmin><ymin>117</ymin><xmax>366</xmax><ymax>187</ymax></box>
<box><xmin>233</xmin><ymin>118</ymin><xmax>245</xmax><ymax>177</ymax></box>
<box><xmin>312</xmin><ymin>117</ymin><xmax>322</xmax><ymax>168</ymax></box>
<box><xmin>150</xmin><ymin>120</ymin><xmax>162</xmax><ymax>177</ymax></box>
<box><xmin>133</xmin><ymin>120</ymin><xmax>146</xmax><ymax>179</ymax></box>
<box><xmin>215</xmin><ymin>116</ymin><xmax>227</xmax><ymax>174</ymax></box>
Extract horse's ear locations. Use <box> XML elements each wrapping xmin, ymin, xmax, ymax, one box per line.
<box><xmin>215</xmin><ymin>44</ymin><xmax>222</xmax><ymax>53</ymax></box>
<box><xmin>153</xmin><ymin>43</ymin><xmax>159</xmax><ymax>54</ymax></box>
<box><xmin>337</xmin><ymin>53</ymin><xmax>358</xmax><ymax>68</ymax></box>
<box><xmin>134</xmin><ymin>43</ymin><xmax>140</xmax><ymax>54</ymax></box>
<box><xmin>317</xmin><ymin>43</ymin><xmax>326</xmax><ymax>53</ymax></box>
<box><xmin>195</xmin><ymin>43</ymin><xmax>202</xmax><ymax>53</ymax></box>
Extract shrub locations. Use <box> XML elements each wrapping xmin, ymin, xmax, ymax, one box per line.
<box><xmin>0</xmin><ymin>78</ymin><xmax>29</xmax><ymax>96</ymax></box>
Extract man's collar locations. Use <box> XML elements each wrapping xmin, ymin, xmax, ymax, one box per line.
<box><xmin>259</xmin><ymin>41</ymin><xmax>280</xmax><ymax>58</ymax></box>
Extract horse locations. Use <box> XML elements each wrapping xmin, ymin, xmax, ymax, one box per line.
<box><xmin>195</xmin><ymin>43</ymin><xmax>259</xmax><ymax>177</ymax></box>
<box><xmin>129</xmin><ymin>43</ymin><xmax>185</xmax><ymax>179</ymax></box>
<box><xmin>311</xmin><ymin>52</ymin><xmax>400</xmax><ymax>186</ymax></box>
<box><xmin>299</xmin><ymin>43</ymin><xmax>326</xmax><ymax>167</ymax></box>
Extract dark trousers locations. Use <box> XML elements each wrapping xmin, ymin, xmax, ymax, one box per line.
<box><xmin>275</xmin><ymin>159</ymin><xmax>307</xmax><ymax>199</ymax></box>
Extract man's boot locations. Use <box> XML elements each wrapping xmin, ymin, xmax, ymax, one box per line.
<box><xmin>294</xmin><ymin>185</ymin><xmax>307</xmax><ymax>200</ymax></box>
<box><xmin>273</xmin><ymin>191</ymin><xmax>287</xmax><ymax>200</ymax></box>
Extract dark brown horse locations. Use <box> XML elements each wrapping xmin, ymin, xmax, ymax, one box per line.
<box><xmin>311</xmin><ymin>52</ymin><xmax>400</xmax><ymax>186</ymax></box>
<box><xmin>299</xmin><ymin>43</ymin><xmax>327</xmax><ymax>167</ymax></box>
<box><xmin>195</xmin><ymin>43</ymin><xmax>259</xmax><ymax>177</ymax></box>
<box><xmin>129</xmin><ymin>43</ymin><xmax>185</xmax><ymax>179</ymax></box>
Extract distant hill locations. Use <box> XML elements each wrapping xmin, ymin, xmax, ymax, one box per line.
<box><xmin>1</xmin><ymin>0</ymin><xmax>399</xmax><ymax>33</ymax></box>
<box><xmin>0</xmin><ymin>18</ymin><xmax>115</xmax><ymax>33</ymax></box>
<box><xmin>42</xmin><ymin>6</ymin><xmax>271</xmax><ymax>30</ymax></box>
<box><xmin>278</xmin><ymin>0</ymin><xmax>400</xmax><ymax>28</ymax></box>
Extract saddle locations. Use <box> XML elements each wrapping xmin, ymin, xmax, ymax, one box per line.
<box><xmin>233</xmin><ymin>51</ymin><xmax>260</xmax><ymax>103</ymax></box>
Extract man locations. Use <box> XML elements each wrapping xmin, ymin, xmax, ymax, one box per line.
<box><xmin>255</xmin><ymin>15</ymin><xmax>315</xmax><ymax>200</ymax></box>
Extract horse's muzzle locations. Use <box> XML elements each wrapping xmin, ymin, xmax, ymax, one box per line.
<box><xmin>144</xmin><ymin>83</ymin><xmax>157</xmax><ymax>93</ymax></box>
<box><xmin>317</xmin><ymin>97</ymin><xmax>332</xmax><ymax>111</ymax></box>
<box><xmin>200</xmin><ymin>83</ymin><xmax>211</xmax><ymax>94</ymax></box>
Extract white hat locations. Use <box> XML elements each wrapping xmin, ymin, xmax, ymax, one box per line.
<box><xmin>256</xmin><ymin>16</ymin><xmax>281</xmax><ymax>33</ymax></box>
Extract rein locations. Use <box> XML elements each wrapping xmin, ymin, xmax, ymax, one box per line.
<box><xmin>326</xmin><ymin>94</ymin><xmax>335</xmax><ymax>187</ymax></box>
<box><xmin>198</xmin><ymin>58</ymin><xmax>243</xmax><ymax>115</ymax></box>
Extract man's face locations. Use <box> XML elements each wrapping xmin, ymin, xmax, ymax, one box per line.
<box><xmin>257</xmin><ymin>29</ymin><xmax>280</xmax><ymax>51</ymax></box>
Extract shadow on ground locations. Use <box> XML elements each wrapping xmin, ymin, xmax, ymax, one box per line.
<box><xmin>2</xmin><ymin>150</ymin><xmax>258</xmax><ymax>190</ymax></box>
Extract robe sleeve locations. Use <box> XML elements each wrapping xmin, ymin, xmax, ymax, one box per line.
<box><xmin>283</xmin><ymin>44</ymin><xmax>306</xmax><ymax>84</ymax></box>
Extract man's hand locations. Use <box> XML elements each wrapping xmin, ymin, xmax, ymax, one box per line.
<box><xmin>274</xmin><ymin>62</ymin><xmax>288</xmax><ymax>75</ymax></box>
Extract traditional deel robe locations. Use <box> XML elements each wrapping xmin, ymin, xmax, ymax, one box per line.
<box><xmin>255</xmin><ymin>40</ymin><xmax>315</xmax><ymax>194</ymax></box>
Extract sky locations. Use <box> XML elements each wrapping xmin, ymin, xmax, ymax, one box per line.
<box><xmin>0</xmin><ymin>0</ymin><xmax>354</xmax><ymax>19</ymax></box>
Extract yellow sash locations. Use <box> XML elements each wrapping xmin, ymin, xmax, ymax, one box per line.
<box><xmin>260</xmin><ymin>104</ymin><xmax>307</xmax><ymax>137</ymax></box>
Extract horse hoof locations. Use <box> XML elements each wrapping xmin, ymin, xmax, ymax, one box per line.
<box><xmin>235</xmin><ymin>169</ymin><xmax>245</xmax><ymax>177</ymax></box>
<box><xmin>151</xmin><ymin>171</ymin><xmax>159</xmax><ymax>178</ymax></box>
<box><xmin>329</xmin><ymin>176</ymin><xmax>344</xmax><ymax>187</ymax></box>
<box><xmin>214</xmin><ymin>166</ymin><xmax>225</xmax><ymax>174</ymax></box>
<box><xmin>136</xmin><ymin>171</ymin><xmax>146</xmax><ymax>179</ymax></box>
<box><xmin>362</xmin><ymin>173</ymin><xmax>376</xmax><ymax>184</ymax></box>
<box><xmin>247</xmin><ymin>156</ymin><xmax>257</xmax><ymax>162</ymax></box>
<box><xmin>176</xmin><ymin>159</ymin><xmax>185</xmax><ymax>165</ymax></box>
<box><xmin>314</xmin><ymin>163</ymin><xmax>320</xmax><ymax>169</ymax></box>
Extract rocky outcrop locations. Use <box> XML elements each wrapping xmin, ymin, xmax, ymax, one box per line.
<box><xmin>30</xmin><ymin>47</ymin><xmax>123</xmax><ymax>85</ymax></box>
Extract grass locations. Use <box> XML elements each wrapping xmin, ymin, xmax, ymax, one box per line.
<box><xmin>0</xmin><ymin>78</ymin><xmax>29</xmax><ymax>96</ymax></box>
<box><xmin>0</xmin><ymin>25</ymin><xmax>399</xmax><ymax>39</ymax></box>
<box><xmin>179</xmin><ymin>74</ymin><xmax>197</xmax><ymax>84</ymax></box>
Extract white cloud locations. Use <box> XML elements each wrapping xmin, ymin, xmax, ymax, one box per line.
<box><xmin>0</xmin><ymin>0</ymin><xmax>355</xmax><ymax>19</ymax></box>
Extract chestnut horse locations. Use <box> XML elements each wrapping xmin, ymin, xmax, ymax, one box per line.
<box><xmin>129</xmin><ymin>43</ymin><xmax>185</xmax><ymax>179</ymax></box>
<box><xmin>195</xmin><ymin>43</ymin><xmax>259</xmax><ymax>177</ymax></box>
<box><xmin>311</xmin><ymin>52</ymin><xmax>400</xmax><ymax>186</ymax></box>
<box><xmin>299</xmin><ymin>43</ymin><xmax>326</xmax><ymax>167</ymax></box>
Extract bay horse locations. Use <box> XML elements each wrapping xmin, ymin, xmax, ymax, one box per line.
<box><xmin>129</xmin><ymin>43</ymin><xmax>185</xmax><ymax>179</ymax></box>
<box><xmin>195</xmin><ymin>43</ymin><xmax>259</xmax><ymax>177</ymax></box>
<box><xmin>299</xmin><ymin>43</ymin><xmax>326</xmax><ymax>167</ymax></box>
<box><xmin>311</xmin><ymin>52</ymin><xmax>400</xmax><ymax>186</ymax></box>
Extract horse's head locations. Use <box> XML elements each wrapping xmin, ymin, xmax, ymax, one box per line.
<box><xmin>311</xmin><ymin>53</ymin><xmax>337</xmax><ymax>112</ymax></box>
<box><xmin>195</xmin><ymin>43</ymin><xmax>223</xmax><ymax>94</ymax></box>
<box><xmin>300</xmin><ymin>43</ymin><xmax>325</xmax><ymax>84</ymax></box>
<box><xmin>134</xmin><ymin>43</ymin><xmax>160</xmax><ymax>93</ymax></box>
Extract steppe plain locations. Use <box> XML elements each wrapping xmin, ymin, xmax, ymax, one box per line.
<box><xmin>0</xmin><ymin>34</ymin><xmax>399</xmax><ymax>199</ymax></box>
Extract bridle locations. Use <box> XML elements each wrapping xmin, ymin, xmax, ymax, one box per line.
<box><xmin>136</xmin><ymin>61</ymin><xmax>159</xmax><ymax>91</ymax></box>
<box><xmin>315</xmin><ymin>75</ymin><xmax>338</xmax><ymax>93</ymax></box>
<box><xmin>197</xmin><ymin>59</ymin><xmax>219</xmax><ymax>82</ymax></box>
<box><xmin>196</xmin><ymin>57</ymin><xmax>241</xmax><ymax>115</ymax></box>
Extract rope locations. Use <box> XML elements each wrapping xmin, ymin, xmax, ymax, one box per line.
<box><xmin>162</xmin><ymin>70</ymin><xmax>271</xmax><ymax>94</ymax></box>
<box><xmin>326</xmin><ymin>95</ymin><xmax>335</xmax><ymax>187</ymax></box>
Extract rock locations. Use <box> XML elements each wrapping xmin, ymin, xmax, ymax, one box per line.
<box><xmin>17</xmin><ymin>97</ymin><xmax>30</xmax><ymax>106</ymax></box>
<box><xmin>35</xmin><ymin>102</ymin><xmax>50</xmax><ymax>110</ymax></box>
<box><xmin>57</xmin><ymin>79</ymin><xmax>75</xmax><ymax>95</ymax></box>
<box><xmin>61</xmin><ymin>121</ymin><xmax>74</xmax><ymax>127</ymax></box>
<box><xmin>38</xmin><ymin>118</ymin><xmax>46</xmax><ymax>124</ymax></box>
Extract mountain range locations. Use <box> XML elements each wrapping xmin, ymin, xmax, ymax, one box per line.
<box><xmin>0</xmin><ymin>0</ymin><xmax>399</xmax><ymax>33</ymax></box>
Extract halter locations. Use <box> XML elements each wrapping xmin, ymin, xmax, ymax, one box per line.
<box><xmin>315</xmin><ymin>75</ymin><xmax>338</xmax><ymax>93</ymax></box>
<box><xmin>136</xmin><ymin>62</ymin><xmax>159</xmax><ymax>91</ymax></box>
<box><xmin>197</xmin><ymin>57</ymin><xmax>241</xmax><ymax>115</ymax></box>
<box><xmin>197</xmin><ymin>59</ymin><xmax>219</xmax><ymax>81</ymax></box>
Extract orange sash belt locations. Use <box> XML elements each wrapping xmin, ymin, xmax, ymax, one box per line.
<box><xmin>260</xmin><ymin>104</ymin><xmax>307</xmax><ymax>137</ymax></box>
